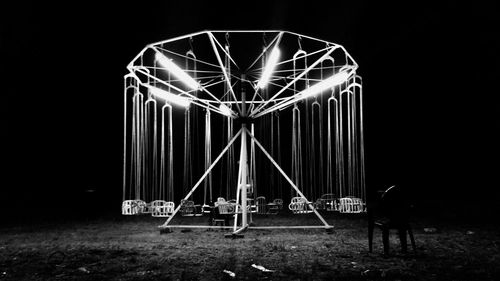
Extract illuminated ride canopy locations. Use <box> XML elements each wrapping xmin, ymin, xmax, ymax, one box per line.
<box><xmin>122</xmin><ymin>31</ymin><xmax>365</xmax><ymax>235</ymax></box>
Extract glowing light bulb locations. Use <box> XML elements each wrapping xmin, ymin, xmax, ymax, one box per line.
<box><xmin>149</xmin><ymin>87</ymin><xmax>191</xmax><ymax>107</ymax></box>
<box><xmin>300</xmin><ymin>70</ymin><xmax>351</xmax><ymax>98</ymax></box>
<box><xmin>155</xmin><ymin>52</ymin><xmax>200</xmax><ymax>90</ymax></box>
<box><xmin>219</xmin><ymin>104</ymin><xmax>233</xmax><ymax>116</ymax></box>
<box><xmin>257</xmin><ymin>47</ymin><xmax>280</xmax><ymax>89</ymax></box>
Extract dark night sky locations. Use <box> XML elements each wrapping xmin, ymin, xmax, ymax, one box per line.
<box><xmin>1</xmin><ymin>1</ymin><xmax>499</xmax><ymax>217</ymax></box>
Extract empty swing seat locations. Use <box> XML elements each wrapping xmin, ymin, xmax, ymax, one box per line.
<box><xmin>288</xmin><ymin>197</ymin><xmax>313</xmax><ymax>214</ymax></box>
<box><xmin>134</xmin><ymin>200</ymin><xmax>148</xmax><ymax>214</ymax></box>
<box><xmin>273</xmin><ymin>198</ymin><xmax>284</xmax><ymax>209</ymax></box>
<box><xmin>212</xmin><ymin>202</ymin><xmax>240</xmax><ymax>226</ymax></box>
<box><xmin>266</xmin><ymin>198</ymin><xmax>283</xmax><ymax>214</ymax></box>
<box><xmin>141</xmin><ymin>201</ymin><xmax>153</xmax><ymax>214</ymax></box>
<box><xmin>339</xmin><ymin>197</ymin><xmax>365</xmax><ymax>213</ymax></box>
<box><xmin>256</xmin><ymin>196</ymin><xmax>267</xmax><ymax>214</ymax></box>
<box><xmin>151</xmin><ymin>200</ymin><xmax>175</xmax><ymax>217</ymax></box>
<box><xmin>247</xmin><ymin>198</ymin><xmax>257</xmax><ymax>213</ymax></box>
<box><xmin>180</xmin><ymin>199</ymin><xmax>201</xmax><ymax>216</ymax></box>
<box><xmin>122</xmin><ymin>200</ymin><xmax>140</xmax><ymax>215</ymax></box>
<box><xmin>316</xmin><ymin>193</ymin><xmax>338</xmax><ymax>211</ymax></box>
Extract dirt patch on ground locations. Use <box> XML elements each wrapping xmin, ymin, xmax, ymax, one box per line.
<box><xmin>1</xmin><ymin>213</ymin><xmax>499</xmax><ymax>280</ymax></box>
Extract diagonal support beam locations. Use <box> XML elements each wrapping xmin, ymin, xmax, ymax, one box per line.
<box><xmin>245</xmin><ymin>128</ymin><xmax>332</xmax><ymax>228</ymax></box>
<box><xmin>209</xmin><ymin>33</ymin><xmax>240</xmax><ymax>70</ymax></box>
<box><xmin>160</xmin><ymin>129</ymin><xmax>243</xmax><ymax>228</ymax></box>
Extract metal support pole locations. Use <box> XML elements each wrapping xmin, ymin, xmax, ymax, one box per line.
<box><xmin>245</xmin><ymin>128</ymin><xmax>333</xmax><ymax>229</ymax></box>
<box><xmin>232</xmin><ymin>74</ymin><xmax>248</xmax><ymax>235</ymax></box>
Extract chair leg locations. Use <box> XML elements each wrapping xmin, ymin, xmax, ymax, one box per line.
<box><xmin>408</xmin><ymin>226</ymin><xmax>417</xmax><ymax>253</ymax></box>
<box><xmin>398</xmin><ymin>228</ymin><xmax>408</xmax><ymax>254</ymax></box>
<box><xmin>382</xmin><ymin>228</ymin><xmax>390</xmax><ymax>256</ymax></box>
<box><xmin>368</xmin><ymin>221</ymin><xmax>374</xmax><ymax>253</ymax></box>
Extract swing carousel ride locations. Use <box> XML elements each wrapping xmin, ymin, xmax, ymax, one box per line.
<box><xmin>122</xmin><ymin>31</ymin><xmax>366</xmax><ymax>235</ymax></box>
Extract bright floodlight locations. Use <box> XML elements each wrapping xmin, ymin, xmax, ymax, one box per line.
<box><xmin>149</xmin><ymin>87</ymin><xmax>191</xmax><ymax>107</ymax></box>
<box><xmin>300</xmin><ymin>70</ymin><xmax>352</xmax><ymax>99</ymax></box>
<box><xmin>219</xmin><ymin>104</ymin><xmax>233</xmax><ymax>116</ymax></box>
<box><xmin>257</xmin><ymin>47</ymin><xmax>280</xmax><ymax>89</ymax></box>
<box><xmin>155</xmin><ymin>52</ymin><xmax>200</xmax><ymax>90</ymax></box>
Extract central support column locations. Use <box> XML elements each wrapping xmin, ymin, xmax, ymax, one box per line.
<box><xmin>240</xmin><ymin>74</ymin><xmax>248</xmax><ymax>230</ymax></box>
<box><xmin>240</xmin><ymin>124</ymin><xmax>248</xmax><ymax>229</ymax></box>
<box><xmin>229</xmin><ymin>74</ymin><xmax>249</xmax><ymax>237</ymax></box>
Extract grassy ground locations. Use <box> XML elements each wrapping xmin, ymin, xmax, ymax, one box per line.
<box><xmin>1</xmin><ymin>211</ymin><xmax>499</xmax><ymax>280</ymax></box>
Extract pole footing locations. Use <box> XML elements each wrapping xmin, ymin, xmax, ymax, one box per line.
<box><xmin>225</xmin><ymin>233</ymin><xmax>245</xmax><ymax>239</ymax></box>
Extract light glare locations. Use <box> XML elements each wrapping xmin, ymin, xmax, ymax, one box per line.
<box><xmin>155</xmin><ymin>52</ymin><xmax>200</xmax><ymax>90</ymax></box>
<box><xmin>300</xmin><ymin>70</ymin><xmax>351</xmax><ymax>98</ymax></box>
<box><xmin>257</xmin><ymin>47</ymin><xmax>280</xmax><ymax>89</ymax></box>
<box><xmin>149</xmin><ymin>87</ymin><xmax>191</xmax><ymax>107</ymax></box>
<box><xmin>219</xmin><ymin>104</ymin><xmax>233</xmax><ymax>116</ymax></box>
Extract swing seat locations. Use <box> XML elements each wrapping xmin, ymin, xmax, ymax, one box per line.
<box><xmin>216</xmin><ymin>197</ymin><xmax>227</xmax><ymax>205</ymax></box>
<box><xmin>338</xmin><ymin>197</ymin><xmax>365</xmax><ymax>213</ymax></box>
<box><xmin>256</xmin><ymin>196</ymin><xmax>267</xmax><ymax>214</ymax></box>
<box><xmin>122</xmin><ymin>200</ymin><xmax>140</xmax><ymax>215</ymax></box>
<box><xmin>217</xmin><ymin>202</ymin><xmax>237</xmax><ymax>215</ymax></box>
<box><xmin>314</xmin><ymin>199</ymin><xmax>326</xmax><ymax>210</ymax></box>
<box><xmin>180</xmin><ymin>200</ymin><xmax>203</xmax><ymax>216</ymax></box>
<box><xmin>247</xmin><ymin>199</ymin><xmax>257</xmax><ymax>213</ymax></box>
<box><xmin>134</xmin><ymin>200</ymin><xmax>149</xmax><ymax>214</ymax></box>
<box><xmin>151</xmin><ymin>200</ymin><xmax>175</xmax><ymax>217</ymax></box>
<box><xmin>273</xmin><ymin>198</ymin><xmax>284</xmax><ymax>210</ymax></box>
<box><xmin>211</xmin><ymin>202</ymin><xmax>240</xmax><ymax>226</ymax></box>
<box><xmin>141</xmin><ymin>202</ymin><xmax>153</xmax><ymax>214</ymax></box>
<box><xmin>317</xmin><ymin>193</ymin><xmax>338</xmax><ymax>211</ymax></box>
<box><xmin>267</xmin><ymin>203</ymin><xmax>280</xmax><ymax>215</ymax></box>
<box><xmin>202</xmin><ymin>204</ymin><xmax>212</xmax><ymax>214</ymax></box>
<box><xmin>288</xmin><ymin>197</ymin><xmax>313</xmax><ymax>214</ymax></box>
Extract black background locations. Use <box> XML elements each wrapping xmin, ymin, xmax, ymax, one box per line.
<box><xmin>1</xmin><ymin>0</ymin><xmax>498</xmax><ymax>220</ymax></box>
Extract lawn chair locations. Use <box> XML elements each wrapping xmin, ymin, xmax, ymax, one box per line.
<box><xmin>368</xmin><ymin>185</ymin><xmax>416</xmax><ymax>255</ymax></box>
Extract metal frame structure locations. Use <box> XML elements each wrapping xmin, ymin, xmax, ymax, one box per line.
<box><xmin>122</xmin><ymin>30</ymin><xmax>365</xmax><ymax>236</ymax></box>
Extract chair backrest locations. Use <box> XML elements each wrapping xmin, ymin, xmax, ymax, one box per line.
<box><xmin>379</xmin><ymin>185</ymin><xmax>411</xmax><ymax>221</ymax></box>
<box><xmin>218</xmin><ymin>203</ymin><xmax>235</xmax><ymax>214</ymax></box>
